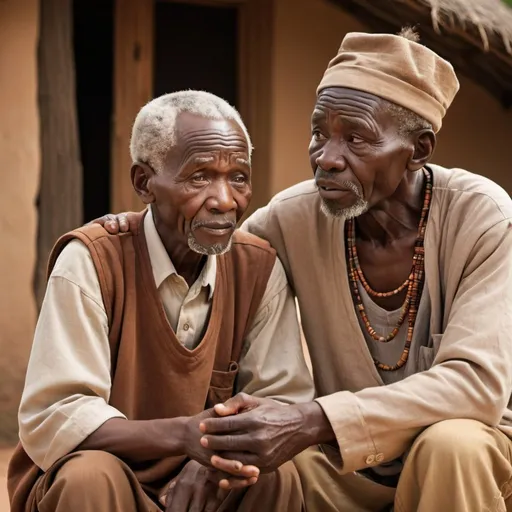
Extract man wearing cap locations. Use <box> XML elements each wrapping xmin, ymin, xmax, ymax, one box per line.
<box><xmin>94</xmin><ymin>29</ymin><xmax>512</xmax><ymax>511</ymax></box>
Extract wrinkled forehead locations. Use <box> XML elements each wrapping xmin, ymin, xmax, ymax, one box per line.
<box><xmin>314</xmin><ymin>87</ymin><xmax>387</xmax><ymax>114</ymax></box>
<box><xmin>161</xmin><ymin>112</ymin><xmax>249</xmax><ymax>171</ymax></box>
<box><xmin>313</xmin><ymin>87</ymin><xmax>393</xmax><ymax>130</ymax></box>
<box><xmin>175</xmin><ymin>112</ymin><xmax>248</xmax><ymax>153</ymax></box>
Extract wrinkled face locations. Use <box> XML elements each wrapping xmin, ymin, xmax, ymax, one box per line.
<box><xmin>145</xmin><ymin>112</ymin><xmax>251</xmax><ymax>255</ymax></box>
<box><xmin>309</xmin><ymin>87</ymin><xmax>413</xmax><ymax>219</ymax></box>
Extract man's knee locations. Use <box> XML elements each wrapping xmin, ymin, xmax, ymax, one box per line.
<box><xmin>409</xmin><ymin>419</ymin><xmax>494</xmax><ymax>463</ymax></box>
<box><xmin>53</xmin><ymin>450</ymin><xmax>129</xmax><ymax>492</ymax></box>
<box><xmin>37</xmin><ymin>450</ymin><xmax>152</xmax><ymax>512</ymax></box>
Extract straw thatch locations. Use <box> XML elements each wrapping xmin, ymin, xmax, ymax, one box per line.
<box><xmin>328</xmin><ymin>0</ymin><xmax>512</xmax><ymax>107</ymax></box>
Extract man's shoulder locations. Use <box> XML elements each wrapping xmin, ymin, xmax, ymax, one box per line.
<box><xmin>268</xmin><ymin>179</ymin><xmax>319</xmax><ymax>208</ymax></box>
<box><xmin>47</xmin><ymin>239</ymin><xmax>104</xmax><ymax>306</ymax></box>
<box><xmin>245</xmin><ymin>180</ymin><xmax>319</xmax><ymax>227</ymax></box>
<box><xmin>51</xmin><ymin>239</ymin><xmax>93</xmax><ymax>278</ymax></box>
<box><xmin>431</xmin><ymin>164</ymin><xmax>512</xmax><ymax>221</ymax></box>
<box><xmin>232</xmin><ymin>229</ymin><xmax>275</xmax><ymax>255</ymax></box>
<box><xmin>242</xmin><ymin>180</ymin><xmax>322</xmax><ymax>243</ymax></box>
<box><xmin>49</xmin><ymin>226</ymin><xmax>125</xmax><ymax>274</ymax></box>
<box><xmin>227</xmin><ymin>231</ymin><xmax>278</xmax><ymax>293</ymax></box>
<box><xmin>47</xmin><ymin>217</ymin><xmax>146</xmax><ymax>286</ymax></box>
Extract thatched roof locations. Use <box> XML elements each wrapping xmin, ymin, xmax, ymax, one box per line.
<box><xmin>328</xmin><ymin>0</ymin><xmax>512</xmax><ymax>108</ymax></box>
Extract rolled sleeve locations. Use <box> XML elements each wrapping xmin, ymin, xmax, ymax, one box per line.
<box><xmin>19</xmin><ymin>241</ymin><xmax>125</xmax><ymax>470</ymax></box>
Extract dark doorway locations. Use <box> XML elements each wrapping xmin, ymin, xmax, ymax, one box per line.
<box><xmin>73</xmin><ymin>0</ymin><xmax>113</xmax><ymax>222</ymax></box>
<box><xmin>154</xmin><ymin>1</ymin><xmax>239</xmax><ymax>107</ymax></box>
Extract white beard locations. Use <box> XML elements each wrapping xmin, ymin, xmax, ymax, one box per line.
<box><xmin>187</xmin><ymin>233</ymin><xmax>233</xmax><ymax>255</ymax></box>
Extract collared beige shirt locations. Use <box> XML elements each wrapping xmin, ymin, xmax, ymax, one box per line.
<box><xmin>19</xmin><ymin>210</ymin><xmax>314</xmax><ymax>470</ymax></box>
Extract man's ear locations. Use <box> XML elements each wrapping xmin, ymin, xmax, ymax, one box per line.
<box><xmin>407</xmin><ymin>129</ymin><xmax>436</xmax><ymax>172</ymax></box>
<box><xmin>131</xmin><ymin>162</ymin><xmax>156</xmax><ymax>204</ymax></box>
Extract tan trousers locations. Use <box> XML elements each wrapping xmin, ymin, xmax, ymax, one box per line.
<box><xmin>294</xmin><ymin>419</ymin><xmax>512</xmax><ymax>512</ymax></box>
<box><xmin>32</xmin><ymin>450</ymin><xmax>304</xmax><ymax>512</ymax></box>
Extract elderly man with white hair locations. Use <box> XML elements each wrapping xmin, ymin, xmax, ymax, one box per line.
<box><xmin>8</xmin><ymin>90</ymin><xmax>314</xmax><ymax>512</ymax></box>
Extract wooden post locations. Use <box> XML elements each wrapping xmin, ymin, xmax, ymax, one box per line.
<box><xmin>238</xmin><ymin>0</ymin><xmax>274</xmax><ymax>216</ymax></box>
<box><xmin>34</xmin><ymin>0</ymin><xmax>82</xmax><ymax>309</ymax></box>
<box><xmin>111</xmin><ymin>0</ymin><xmax>154</xmax><ymax>213</ymax></box>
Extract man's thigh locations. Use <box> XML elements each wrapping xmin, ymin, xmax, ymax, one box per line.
<box><xmin>34</xmin><ymin>450</ymin><xmax>159</xmax><ymax>512</ymax></box>
<box><xmin>220</xmin><ymin>460</ymin><xmax>304</xmax><ymax>512</ymax></box>
<box><xmin>397</xmin><ymin>420</ymin><xmax>512</xmax><ymax>512</ymax></box>
<box><xmin>294</xmin><ymin>446</ymin><xmax>395</xmax><ymax>512</ymax></box>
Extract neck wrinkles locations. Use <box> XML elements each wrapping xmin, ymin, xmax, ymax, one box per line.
<box><xmin>355</xmin><ymin>170</ymin><xmax>425</xmax><ymax>245</ymax></box>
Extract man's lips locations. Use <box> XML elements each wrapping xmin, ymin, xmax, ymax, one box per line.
<box><xmin>315</xmin><ymin>179</ymin><xmax>356</xmax><ymax>200</ymax></box>
<box><xmin>195</xmin><ymin>222</ymin><xmax>235</xmax><ymax>236</ymax></box>
<box><xmin>315</xmin><ymin>178</ymin><xmax>351</xmax><ymax>192</ymax></box>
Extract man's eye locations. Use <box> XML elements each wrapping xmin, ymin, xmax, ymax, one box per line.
<box><xmin>312</xmin><ymin>130</ymin><xmax>326</xmax><ymax>141</ymax></box>
<box><xmin>232</xmin><ymin>175</ymin><xmax>247</xmax><ymax>184</ymax></box>
<box><xmin>192</xmin><ymin>175</ymin><xmax>207</xmax><ymax>183</ymax></box>
<box><xmin>350</xmin><ymin>135</ymin><xmax>364</xmax><ymax>144</ymax></box>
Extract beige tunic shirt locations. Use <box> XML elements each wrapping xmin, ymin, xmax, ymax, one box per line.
<box><xmin>19</xmin><ymin>210</ymin><xmax>314</xmax><ymax>471</ymax></box>
<box><xmin>243</xmin><ymin>164</ymin><xmax>512</xmax><ymax>474</ymax></box>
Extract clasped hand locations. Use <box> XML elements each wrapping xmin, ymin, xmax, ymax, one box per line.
<box><xmin>199</xmin><ymin>393</ymin><xmax>312</xmax><ymax>477</ymax></box>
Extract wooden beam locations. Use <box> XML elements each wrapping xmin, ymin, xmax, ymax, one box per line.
<box><xmin>35</xmin><ymin>0</ymin><xmax>82</xmax><ymax>309</ymax></box>
<box><xmin>238</xmin><ymin>0</ymin><xmax>274</xmax><ymax>217</ymax></box>
<box><xmin>111</xmin><ymin>0</ymin><xmax>154</xmax><ymax>213</ymax></box>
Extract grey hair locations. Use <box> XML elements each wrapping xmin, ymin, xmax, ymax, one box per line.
<box><xmin>130</xmin><ymin>90</ymin><xmax>253</xmax><ymax>173</ymax></box>
<box><xmin>381</xmin><ymin>99</ymin><xmax>433</xmax><ymax>138</ymax></box>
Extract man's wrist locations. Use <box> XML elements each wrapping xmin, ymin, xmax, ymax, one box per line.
<box><xmin>154</xmin><ymin>416</ymin><xmax>188</xmax><ymax>457</ymax></box>
<box><xmin>296</xmin><ymin>401</ymin><xmax>335</xmax><ymax>447</ymax></box>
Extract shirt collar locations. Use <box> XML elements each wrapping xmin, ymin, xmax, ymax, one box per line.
<box><xmin>144</xmin><ymin>207</ymin><xmax>216</xmax><ymax>298</ymax></box>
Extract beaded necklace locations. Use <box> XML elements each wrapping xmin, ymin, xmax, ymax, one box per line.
<box><xmin>346</xmin><ymin>168</ymin><xmax>432</xmax><ymax>371</ymax></box>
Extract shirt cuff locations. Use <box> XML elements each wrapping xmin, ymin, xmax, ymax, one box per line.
<box><xmin>315</xmin><ymin>391</ymin><xmax>385</xmax><ymax>474</ymax></box>
<box><xmin>39</xmin><ymin>401</ymin><xmax>126</xmax><ymax>471</ymax></box>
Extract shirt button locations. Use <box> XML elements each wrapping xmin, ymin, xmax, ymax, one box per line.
<box><xmin>365</xmin><ymin>454</ymin><xmax>375</xmax><ymax>465</ymax></box>
<box><xmin>183</xmin><ymin>323</ymin><xmax>190</xmax><ymax>331</ymax></box>
<box><xmin>375</xmin><ymin>453</ymin><xmax>384</xmax><ymax>463</ymax></box>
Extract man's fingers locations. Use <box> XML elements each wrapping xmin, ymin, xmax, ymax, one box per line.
<box><xmin>206</xmin><ymin>468</ymin><xmax>258</xmax><ymax>491</ymax></box>
<box><xmin>102</xmin><ymin>214</ymin><xmax>120</xmax><ymax>234</ymax></box>
<box><xmin>200</xmin><ymin>415</ymin><xmax>251</xmax><ymax>436</ymax></box>
<box><xmin>165</xmin><ymin>481</ymin><xmax>191</xmax><ymax>512</ymax></box>
<box><xmin>212</xmin><ymin>393</ymin><xmax>256</xmax><ymax>418</ymax></box>
<box><xmin>94</xmin><ymin>214</ymin><xmax>130</xmax><ymax>234</ymax></box>
<box><xmin>116</xmin><ymin>214</ymin><xmax>128</xmax><ymax>233</ymax></box>
<box><xmin>211</xmin><ymin>452</ymin><xmax>260</xmax><ymax>469</ymax></box>
<box><xmin>213</xmin><ymin>397</ymin><xmax>244</xmax><ymax>417</ymax></box>
<box><xmin>209</xmin><ymin>456</ymin><xmax>259</xmax><ymax>478</ymax></box>
<box><xmin>160</xmin><ymin>481</ymin><xmax>175</xmax><ymax>507</ymax></box>
<box><xmin>202</xmin><ymin>433</ymin><xmax>254</xmax><ymax>452</ymax></box>
<box><xmin>188</xmin><ymin>484</ymin><xmax>207</xmax><ymax>512</ymax></box>
<box><xmin>204</xmin><ymin>488</ymin><xmax>229</xmax><ymax>512</ymax></box>
<box><xmin>219</xmin><ymin>476</ymin><xmax>258</xmax><ymax>490</ymax></box>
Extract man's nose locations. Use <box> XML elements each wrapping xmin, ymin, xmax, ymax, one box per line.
<box><xmin>206</xmin><ymin>181</ymin><xmax>237</xmax><ymax>213</ymax></box>
<box><xmin>315</xmin><ymin>139</ymin><xmax>347</xmax><ymax>173</ymax></box>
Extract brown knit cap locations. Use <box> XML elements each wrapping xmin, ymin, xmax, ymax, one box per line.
<box><xmin>317</xmin><ymin>32</ymin><xmax>460</xmax><ymax>132</ymax></box>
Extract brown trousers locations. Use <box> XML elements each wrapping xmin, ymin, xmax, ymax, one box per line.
<box><xmin>31</xmin><ymin>450</ymin><xmax>304</xmax><ymax>512</ymax></box>
<box><xmin>294</xmin><ymin>419</ymin><xmax>512</xmax><ymax>512</ymax></box>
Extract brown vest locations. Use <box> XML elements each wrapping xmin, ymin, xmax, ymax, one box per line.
<box><xmin>8</xmin><ymin>211</ymin><xmax>276</xmax><ymax>510</ymax></box>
